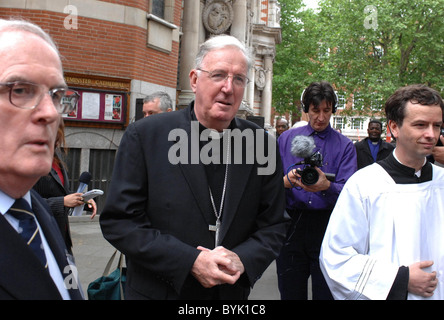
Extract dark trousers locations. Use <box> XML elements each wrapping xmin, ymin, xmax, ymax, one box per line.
<box><xmin>276</xmin><ymin>209</ymin><xmax>333</xmax><ymax>300</ymax></box>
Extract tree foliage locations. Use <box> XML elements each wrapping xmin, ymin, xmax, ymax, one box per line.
<box><xmin>273</xmin><ymin>0</ymin><xmax>444</xmax><ymax>118</ymax></box>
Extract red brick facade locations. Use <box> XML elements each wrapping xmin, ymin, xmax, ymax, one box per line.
<box><xmin>1</xmin><ymin>2</ymin><xmax>181</xmax><ymax>89</ymax></box>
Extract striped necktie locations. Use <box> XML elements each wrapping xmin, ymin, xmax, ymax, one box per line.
<box><xmin>8</xmin><ymin>198</ymin><xmax>47</xmax><ymax>268</ymax></box>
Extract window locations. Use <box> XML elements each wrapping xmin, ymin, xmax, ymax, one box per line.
<box><xmin>333</xmin><ymin>116</ymin><xmax>345</xmax><ymax>130</ymax></box>
<box><xmin>351</xmin><ymin>118</ymin><xmax>364</xmax><ymax>130</ymax></box>
<box><xmin>150</xmin><ymin>0</ymin><xmax>174</xmax><ymax>22</ymax></box>
<box><xmin>336</xmin><ymin>93</ymin><xmax>346</xmax><ymax>110</ymax></box>
<box><xmin>63</xmin><ymin>147</ymin><xmax>81</xmax><ymax>191</ymax></box>
<box><xmin>352</xmin><ymin>95</ymin><xmax>364</xmax><ymax>110</ymax></box>
<box><xmin>370</xmin><ymin>93</ymin><xmax>384</xmax><ymax>111</ymax></box>
<box><xmin>89</xmin><ymin>149</ymin><xmax>116</xmax><ymax>214</ymax></box>
<box><xmin>152</xmin><ymin>0</ymin><xmax>165</xmax><ymax>19</ymax></box>
<box><xmin>147</xmin><ymin>0</ymin><xmax>177</xmax><ymax>53</ymax></box>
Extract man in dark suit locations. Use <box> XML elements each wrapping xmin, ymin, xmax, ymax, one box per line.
<box><xmin>0</xmin><ymin>19</ymin><xmax>83</xmax><ymax>299</ymax></box>
<box><xmin>100</xmin><ymin>35</ymin><xmax>289</xmax><ymax>299</ymax></box>
<box><xmin>355</xmin><ymin>119</ymin><xmax>395</xmax><ymax>169</ymax></box>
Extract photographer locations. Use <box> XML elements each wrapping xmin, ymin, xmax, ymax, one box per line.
<box><xmin>276</xmin><ymin>81</ymin><xmax>357</xmax><ymax>300</ymax></box>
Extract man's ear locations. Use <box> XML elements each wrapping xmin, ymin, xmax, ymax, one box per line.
<box><xmin>388</xmin><ymin>119</ymin><xmax>399</xmax><ymax>140</ymax></box>
<box><xmin>189</xmin><ymin>69</ymin><xmax>198</xmax><ymax>93</ymax></box>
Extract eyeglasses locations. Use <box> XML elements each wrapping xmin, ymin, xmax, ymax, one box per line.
<box><xmin>197</xmin><ymin>69</ymin><xmax>250</xmax><ymax>88</ymax></box>
<box><xmin>0</xmin><ymin>81</ymin><xmax>79</xmax><ymax>114</ymax></box>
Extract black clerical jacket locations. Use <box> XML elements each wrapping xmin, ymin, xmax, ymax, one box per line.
<box><xmin>100</xmin><ymin>102</ymin><xmax>288</xmax><ymax>299</ymax></box>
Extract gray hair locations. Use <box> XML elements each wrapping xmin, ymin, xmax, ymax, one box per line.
<box><xmin>0</xmin><ymin>18</ymin><xmax>60</xmax><ymax>56</ymax></box>
<box><xmin>143</xmin><ymin>91</ymin><xmax>173</xmax><ymax>112</ymax></box>
<box><xmin>194</xmin><ymin>34</ymin><xmax>252</xmax><ymax>70</ymax></box>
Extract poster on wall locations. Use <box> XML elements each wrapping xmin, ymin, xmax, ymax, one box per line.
<box><xmin>82</xmin><ymin>92</ymin><xmax>100</xmax><ymax>120</ymax></box>
<box><xmin>63</xmin><ymin>89</ymin><xmax>126</xmax><ymax>124</ymax></box>
<box><xmin>104</xmin><ymin>94</ymin><xmax>122</xmax><ymax>121</ymax></box>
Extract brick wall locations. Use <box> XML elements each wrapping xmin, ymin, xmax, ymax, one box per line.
<box><xmin>99</xmin><ymin>0</ymin><xmax>148</xmax><ymax>11</ymax></box>
<box><xmin>0</xmin><ymin>1</ymin><xmax>181</xmax><ymax>89</ymax></box>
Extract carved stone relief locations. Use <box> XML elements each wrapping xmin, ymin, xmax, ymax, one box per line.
<box><xmin>202</xmin><ymin>0</ymin><xmax>234</xmax><ymax>35</ymax></box>
<box><xmin>255</xmin><ymin>67</ymin><xmax>266</xmax><ymax>90</ymax></box>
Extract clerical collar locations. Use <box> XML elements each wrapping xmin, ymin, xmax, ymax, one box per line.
<box><xmin>190</xmin><ymin>103</ymin><xmax>236</xmax><ymax>133</ymax></box>
<box><xmin>392</xmin><ymin>151</ymin><xmax>426</xmax><ymax>178</ymax></box>
<box><xmin>378</xmin><ymin>151</ymin><xmax>432</xmax><ymax>184</ymax></box>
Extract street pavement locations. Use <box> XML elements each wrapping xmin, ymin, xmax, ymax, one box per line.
<box><xmin>70</xmin><ymin>215</ymin><xmax>282</xmax><ymax>300</ymax></box>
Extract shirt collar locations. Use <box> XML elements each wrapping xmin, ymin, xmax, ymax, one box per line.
<box><xmin>392</xmin><ymin>150</ymin><xmax>427</xmax><ymax>178</ymax></box>
<box><xmin>367</xmin><ymin>138</ymin><xmax>381</xmax><ymax>146</ymax></box>
<box><xmin>0</xmin><ymin>190</ymin><xmax>31</xmax><ymax>215</ymax></box>
<box><xmin>305</xmin><ymin>123</ymin><xmax>332</xmax><ymax>139</ymax></box>
<box><xmin>190</xmin><ymin>101</ymin><xmax>237</xmax><ymax>132</ymax></box>
<box><xmin>379</xmin><ymin>151</ymin><xmax>432</xmax><ymax>183</ymax></box>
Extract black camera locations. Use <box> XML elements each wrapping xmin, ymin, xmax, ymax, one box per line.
<box><xmin>296</xmin><ymin>151</ymin><xmax>335</xmax><ymax>186</ymax></box>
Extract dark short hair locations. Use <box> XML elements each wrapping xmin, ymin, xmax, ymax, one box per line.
<box><xmin>301</xmin><ymin>81</ymin><xmax>337</xmax><ymax>113</ymax></box>
<box><xmin>368</xmin><ymin>119</ymin><xmax>383</xmax><ymax>130</ymax></box>
<box><xmin>385</xmin><ymin>84</ymin><xmax>444</xmax><ymax>126</ymax></box>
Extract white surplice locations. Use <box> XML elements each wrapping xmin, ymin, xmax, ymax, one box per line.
<box><xmin>320</xmin><ymin>163</ymin><xmax>444</xmax><ymax>300</ymax></box>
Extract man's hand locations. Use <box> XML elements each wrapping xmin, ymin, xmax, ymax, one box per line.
<box><xmin>283</xmin><ymin>167</ymin><xmax>330</xmax><ymax>192</ymax></box>
<box><xmin>432</xmin><ymin>136</ymin><xmax>444</xmax><ymax>163</ymax></box>
<box><xmin>211</xmin><ymin>246</ymin><xmax>245</xmax><ymax>275</ymax></box>
<box><xmin>191</xmin><ymin>246</ymin><xmax>242</xmax><ymax>288</ymax></box>
<box><xmin>408</xmin><ymin>261</ymin><xmax>438</xmax><ymax>297</ymax></box>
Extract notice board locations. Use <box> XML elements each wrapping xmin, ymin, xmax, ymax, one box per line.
<box><xmin>64</xmin><ymin>73</ymin><xmax>131</xmax><ymax>127</ymax></box>
<box><xmin>63</xmin><ymin>89</ymin><xmax>126</xmax><ymax>124</ymax></box>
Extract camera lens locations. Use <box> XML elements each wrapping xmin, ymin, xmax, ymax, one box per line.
<box><xmin>300</xmin><ymin>167</ymin><xmax>319</xmax><ymax>185</ymax></box>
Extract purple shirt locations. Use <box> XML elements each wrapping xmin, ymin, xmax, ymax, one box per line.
<box><xmin>278</xmin><ymin>124</ymin><xmax>357</xmax><ymax>211</ymax></box>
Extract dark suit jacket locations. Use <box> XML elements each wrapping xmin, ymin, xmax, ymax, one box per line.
<box><xmin>100</xmin><ymin>102</ymin><xmax>289</xmax><ymax>299</ymax></box>
<box><xmin>33</xmin><ymin>163</ymin><xmax>73</xmax><ymax>252</ymax></box>
<box><xmin>0</xmin><ymin>189</ymin><xmax>83</xmax><ymax>299</ymax></box>
<box><xmin>354</xmin><ymin>137</ymin><xmax>395</xmax><ymax>169</ymax></box>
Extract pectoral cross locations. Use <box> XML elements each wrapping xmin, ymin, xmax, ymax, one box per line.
<box><xmin>209</xmin><ymin>218</ymin><xmax>221</xmax><ymax>247</ymax></box>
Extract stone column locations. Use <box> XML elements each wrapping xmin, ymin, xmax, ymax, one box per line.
<box><xmin>247</xmin><ymin>65</ymin><xmax>255</xmax><ymax>110</ymax></box>
<box><xmin>231</xmin><ymin>0</ymin><xmax>247</xmax><ymax>42</ymax></box>
<box><xmin>261</xmin><ymin>54</ymin><xmax>273</xmax><ymax>129</ymax></box>
<box><xmin>178</xmin><ymin>0</ymin><xmax>201</xmax><ymax>108</ymax></box>
<box><xmin>231</xmin><ymin>0</ymin><xmax>251</xmax><ymax>115</ymax></box>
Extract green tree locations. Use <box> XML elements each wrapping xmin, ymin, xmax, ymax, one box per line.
<box><xmin>272</xmin><ymin>0</ymin><xmax>322</xmax><ymax>116</ymax></box>
<box><xmin>273</xmin><ymin>0</ymin><xmax>444</xmax><ymax>117</ymax></box>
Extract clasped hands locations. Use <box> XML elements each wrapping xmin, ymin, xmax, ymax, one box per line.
<box><xmin>191</xmin><ymin>246</ymin><xmax>245</xmax><ymax>288</ymax></box>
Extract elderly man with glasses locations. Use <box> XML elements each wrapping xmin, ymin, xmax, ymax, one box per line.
<box><xmin>100</xmin><ymin>35</ymin><xmax>289</xmax><ymax>300</ymax></box>
<box><xmin>0</xmin><ymin>18</ymin><xmax>82</xmax><ymax>300</ymax></box>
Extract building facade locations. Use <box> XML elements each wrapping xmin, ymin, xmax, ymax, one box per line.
<box><xmin>178</xmin><ymin>0</ymin><xmax>281</xmax><ymax>129</ymax></box>
<box><xmin>0</xmin><ymin>0</ymin><xmax>281</xmax><ymax>212</ymax></box>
